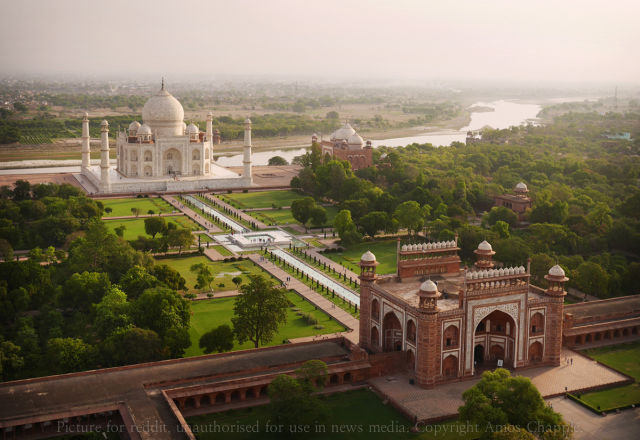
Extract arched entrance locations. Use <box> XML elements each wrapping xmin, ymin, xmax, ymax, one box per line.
<box><xmin>443</xmin><ymin>355</ymin><xmax>458</xmax><ymax>378</ymax></box>
<box><xmin>370</xmin><ymin>326</ymin><xmax>379</xmax><ymax>349</ymax></box>
<box><xmin>474</xmin><ymin>309</ymin><xmax>517</xmax><ymax>370</ymax></box>
<box><xmin>474</xmin><ymin>344</ymin><xmax>484</xmax><ymax>365</ymax></box>
<box><xmin>382</xmin><ymin>312</ymin><xmax>403</xmax><ymax>352</ymax></box>
<box><xmin>164</xmin><ymin>148</ymin><xmax>182</xmax><ymax>175</ymax></box>
<box><xmin>529</xmin><ymin>341</ymin><xmax>543</xmax><ymax>362</ymax></box>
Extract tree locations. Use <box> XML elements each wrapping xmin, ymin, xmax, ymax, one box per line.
<box><xmin>574</xmin><ymin>261</ymin><xmax>609</xmax><ymax>298</ymax></box>
<box><xmin>493</xmin><ymin>237</ymin><xmax>531</xmax><ymax>266</ymax></box>
<box><xmin>46</xmin><ymin>338</ymin><xmax>96</xmax><ymax>374</ymax></box>
<box><xmin>131</xmin><ymin>287</ymin><xmax>191</xmax><ymax>339</ymax></box>
<box><xmin>93</xmin><ymin>286</ymin><xmax>130</xmax><ymax>339</ymax></box>
<box><xmin>326</xmin><ymin>111</ymin><xmax>339</xmax><ymax>119</ymax></box>
<box><xmin>114</xmin><ymin>225</ymin><xmax>126</xmax><ymax>237</ymax></box>
<box><xmin>144</xmin><ymin>216</ymin><xmax>167</xmax><ymax>238</ymax></box>
<box><xmin>190</xmin><ymin>262</ymin><xmax>214</xmax><ymax>293</ymax></box>
<box><xmin>167</xmin><ymin>228</ymin><xmax>194</xmax><ymax>254</ymax></box>
<box><xmin>485</xmin><ymin>206</ymin><xmax>518</xmax><ymax>228</ymax></box>
<box><xmin>58</xmin><ymin>271</ymin><xmax>111</xmax><ymax>311</ymax></box>
<box><xmin>0</xmin><ymin>338</ymin><xmax>24</xmax><ymax>381</ymax></box>
<box><xmin>491</xmin><ymin>220</ymin><xmax>510</xmax><ymax>238</ymax></box>
<box><xmin>199</xmin><ymin>324</ymin><xmax>234</xmax><ymax>353</ymax></box>
<box><xmin>101</xmin><ymin>327</ymin><xmax>164</xmax><ymax>366</ymax></box>
<box><xmin>232</xmin><ymin>276</ymin><xmax>243</xmax><ymax>289</ymax></box>
<box><xmin>131</xmin><ymin>207</ymin><xmax>140</xmax><ymax>217</ymax></box>
<box><xmin>268</xmin><ymin>156</ymin><xmax>288</xmax><ymax>166</ymax></box>
<box><xmin>0</xmin><ymin>238</ymin><xmax>14</xmax><ymax>261</ymax></box>
<box><xmin>530</xmin><ymin>253</ymin><xmax>555</xmax><ymax>287</ymax></box>
<box><xmin>152</xmin><ymin>264</ymin><xmax>187</xmax><ymax>291</ymax></box>
<box><xmin>394</xmin><ymin>201</ymin><xmax>425</xmax><ymax>235</ymax></box>
<box><xmin>232</xmin><ymin>275</ymin><xmax>288</xmax><ymax>348</ymax></box>
<box><xmin>268</xmin><ymin>360</ymin><xmax>329</xmax><ymax>434</ymax></box>
<box><xmin>119</xmin><ymin>265</ymin><xmax>160</xmax><ymax>299</ymax></box>
<box><xmin>291</xmin><ymin>197</ymin><xmax>316</xmax><ymax>230</ymax></box>
<box><xmin>333</xmin><ymin>209</ymin><xmax>362</xmax><ymax>245</ymax></box>
<box><xmin>459</xmin><ymin>369</ymin><xmax>571</xmax><ymax>440</ymax></box>
<box><xmin>359</xmin><ymin>211</ymin><xmax>389</xmax><ymax>238</ymax></box>
<box><xmin>104</xmin><ymin>206</ymin><xmax>113</xmax><ymax>215</ymax></box>
<box><xmin>310</xmin><ymin>206</ymin><xmax>327</xmax><ymax>228</ymax></box>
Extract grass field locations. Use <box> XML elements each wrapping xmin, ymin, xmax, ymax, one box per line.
<box><xmin>186</xmin><ymin>389</ymin><xmax>479</xmax><ymax>440</ymax></box>
<box><xmin>100</xmin><ymin>197</ymin><xmax>174</xmax><ymax>217</ymax></box>
<box><xmin>185</xmin><ymin>291</ymin><xmax>346</xmax><ymax>356</ymax></box>
<box><xmin>576</xmin><ymin>341</ymin><xmax>640</xmax><ymax>411</ymax></box>
<box><xmin>325</xmin><ymin>240</ymin><xmax>398</xmax><ymax>274</ymax></box>
<box><xmin>221</xmin><ymin>190</ymin><xmax>304</xmax><ymax>209</ymax></box>
<box><xmin>156</xmin><ymin>256</ymin><xmax>264</xmax><ymax>292</ymax></box>
<box><xmin>249</xmin><ymin>206</ymin><xmax>340</xmax><ymax>227</ymax></box>
<box><xmin>211</xmin><ymin>245</ymin><xmax>233</xmax><ymax>256</ymax></box>
<box><xmin>104</xmin><ymin>216</ymin><xmax>199</xmax><ymax>240</ymax></box>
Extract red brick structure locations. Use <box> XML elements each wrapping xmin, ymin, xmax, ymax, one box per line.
<box><xmin>359</xmin><ymin>240</ymin><xmax>569</xmax><ymax>388</ymax></box>
<box><xmin>312</xmin><ymin>122</ymin><xmax>373</xmax><ymax>170</ymax></box>
<box><xmin>494</xmin><ymin>182</ymin><xmax>533</xmax><ymax>222</ymax></box>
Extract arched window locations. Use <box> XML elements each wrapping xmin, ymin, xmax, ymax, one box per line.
<box><xmin>192</xmin><ymin>149</ymin><xmax>200</xmax><ymax>160</ymax></box>
<box><xmin>443</xmin><ymin>325</ymin><xmax>459</xmax><ymax>348</ymax></box>
<box><xmin>371</xmin><ymin>299</ymin><xmax>380</xmax><ymax>321</ymax></box>
<box><xmin>144</xmin><ymin>151</ymin><xmax>152</xmax><ymax>162</ymax></box>
<box><xmin>530</xmin><ymin>313</ymin><xmax>544</xmax><ymax>335</ymax></box>
<box><xmin>166</xmin><ymin>152</ymin><xmax>172</xmax><ymax>160</ymax></box>
<box><xmin>406</xmin><ymin>319</ymin><xmax>416</xmax><ymax>343</ymax></box>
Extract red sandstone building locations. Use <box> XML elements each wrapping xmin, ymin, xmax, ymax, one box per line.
<box><xmin>358</xmin><ymin>238</ymin><xmax>567</xmax><ymax>388</ymax></box>
<box><xmin>312</xmin><ymin>122</ymin><xmax>373</xmax><ymax>170</ymax></box>
<box><xmin>494</xmin><ymin>182</ymin><xmax>533</xmax><ymax>222</ymax></box>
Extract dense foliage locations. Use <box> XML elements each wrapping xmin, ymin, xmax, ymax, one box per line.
<box><xmin>0</xmin><ymin>183</ymin><xmax>192</xmax><ymax>381</ymax></box>
<box><xmin>292</xmin><ymin>111</ymin><xmax>640</xmax><ymax>298</ymax></box>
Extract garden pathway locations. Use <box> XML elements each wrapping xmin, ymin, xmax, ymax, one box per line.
<box><xmin>248</xmin><ymin>254</ymin><xmax>359</xmax><ymax>343</ymax></box>
<box><xmin>203</xmin><ymin>247</ymin><xmax>225</xmax><ymax>261</ymax></box>
<box><xmin>162</xmin><ymin>195</ymin><xmax>222</xmax><ymax>233</ymax></box>
<box><xmin>102</xmin><ymin>213</ymin><xmax>183</xmax><ymax>220</ymax></box>
<box><xmin>203</xmin><ymin>194</ymin><xmax>269</xmax><ymax>229</ymax></box>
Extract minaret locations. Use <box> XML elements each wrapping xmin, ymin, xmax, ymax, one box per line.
<box><xmin>358</xmin><ymin>251</ymin><xmax>378</xmax><ymax>351</ymax></box>
<box><xmin>81</xmin><ymin>112</ymin><xmax>90</xmax><ymax>172</ymax></box>
<box><xmin>100</xmin><ymin>120</ymin><xmax>111</xmax><ymax>193</ymax></box>
<box><xmin>206</xmin><ymin>111</ymin><xmax>213</xmax><ymax>141</ymax></box>
<box><xmin>243</xmin><ymin>118</ymin><xmax>252</xmax><ymax>183</ymax></box>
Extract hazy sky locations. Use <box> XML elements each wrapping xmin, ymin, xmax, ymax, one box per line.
<box><xmin>1</xmin><ymin>0</ymin><xmax>639</xmax><ymax>83</ymax></box>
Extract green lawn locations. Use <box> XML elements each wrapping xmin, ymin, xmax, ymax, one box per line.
<box><xmin>326</xmin><ymin>240</ymin><xmax>398</xmax><ymax>275</ymax></box>
<box><xmin>104</xmin><ymin>216</ymin><xmax>199</xmax><ymax>240</ymax></box>
<box><xmin>221</xmin><ymin>190</ymin><xmax>305</xmax><ymax>209</ymax></box>
<box><xmin>100</xmin><ymin>197</ymin><xmax>174</xmax><ymax>217</ymax></box>
<box><xmin>576</xmin><ymin>341</ymin><xmax>640</xmax><ymax>410</ymax></box>
<box><xmin>211</xmin><ymin>245</ymin><xmax>233</xmax><ymax>256</ymax></box>
<box><xmin>249</xmin><ymin>206</ymin><xmax>340</xmax><ymax>227</ymax></box>
<box><xmin>156</xmin><ymin>256</ymin><xmax>264</xmax><ymax>293</ymax></box>
<box><xmin>187</xmin><ymin>389</ymin><xmax>479</xmax><ymax>439</ymax></box>
<box><xmin>185</xmin><ymin>291</ymin><xmax>346</xmax><ymax>356</ymax></box>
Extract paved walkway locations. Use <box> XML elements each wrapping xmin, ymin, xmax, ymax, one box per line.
<box><xmin>102</xmin><ymin>213</ymin><xmax>183</xmax><ymax>220</ymax></box>
<box><xmin>370</xmin><ymin>348</ymin><xmax>629</xmax><ymax>422</ymax></box>
<box><xmin>548</xmin><ymin>396</ymin><xmax>640</xmax><ymax>440</ymax></box>
<box><xmin>248</xmin><ymin>254</ymin><xmax>359</xmax><ymax>343</ymax></box>
<box><xmin>162</xmin><ymin>195</ymin><xmax>222</xmax><ymax>233</ymax></box>
<box><xmin>203</xmin><ymin>247</ymin><xmax>226</xmax><ymax>261</ymax></box>
<box><xmin>203</xmin><ymin>194</ymin><xmax>269</xmax><ymax>229</ymax></box>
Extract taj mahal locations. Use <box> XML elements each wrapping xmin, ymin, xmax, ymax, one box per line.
<box><xmin>75</xmin><ymin>81</ymin><xmax>253</xmax><ymax>193</ymax></box>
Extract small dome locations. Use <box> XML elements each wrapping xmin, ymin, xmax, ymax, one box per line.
<box><xmin>347</xmin><ymin>133</ymin><xmax>364</xmax><ymax>148</ymax></box>
<box><xmin>361</xmin><ymin>250</ymin><xmax>376</xmax><ymax>262</ymax></box>
<box><xmin>83</xmin><ymin>112</ymin><xmax>89</xmax><ymax>118</ymax></box>
<box><xmin>401</xmin><ymin>244</ymin><xmax>407</xmax><ymax>251</ymax></box>
<box><xmin>499</xmin><ymin>268</ymin><xmax>505</xmax><ymax>276</ymax></box>
<box><xmin>420</xmin><ymin>279</ymin><xmax>437</xmax><ymax>293</ymax></box>
<box><xmin>128</xmin><ymin>121</ymin><xmax>141</xmax><ymax>132</ymax></box>
<box><xmin>548</xmin><ymin>265</ymin><xmax>565</xmax><ymax>277</ymax></box>
<box><xmin>101</xmin><ymin>120</ymin><xmax>109</xmax><ymax>126</ymax></box>
<box><xmin>137</xmin><ymin>124</ymin><xmax>152</xmax><ymax>135</ymax></box>
<box><xmin>331</xmin><ymin>122</ymin><xmax>356</xmax><ymax>141</ymax></box>
<box><xmin>519</xmin><ymin>266</ymin><xmax>526</xmax><ymax>274</ymax></box>
<box><xmin>245</xmin><ymin>118</ymin><xmax>252</xmax><ymax>124</ymax></box>
<box><xmin>515</xmin><ymin>182</ymin><xmax>528</xmax><ymax>191</ymax></box>
<box><xmin>478</xmin><ymin>240</ymin><xmax>492</xmax><ymax>251</ymax></box>
<box><xmin>186</xmin><ymin>123</ymin><xmax>199</xmax><ymax>134</ymax></box>
<box><xmin>182</xmin><ymin>121</ymin><xmax>187</xmax><ymax>131</ymax></box>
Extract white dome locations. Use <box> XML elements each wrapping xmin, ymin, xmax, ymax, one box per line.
<box><xmin>478</xmin><ymin>240</ymin><xmax>492</xmax><ymax>251</ymax></box>
<box><xmin>515</xmin><ymin>182</ymin><xmax>528</xmax><ymax>191</ymax></box>
<box><xmin>245</xmin><ymin>118</ymin><xmax>252</xmax><ymax>124</ymax></box>
<box><xmin>128</xmin><ymin>121</ymin><xmax>141</xmax><ymax>132</ymax></box>
<box><xmin>519</xmin><ymin>266</ymin><xmax>526</xmax><ymax>274</ymax></box>
<box><xmin>361</xmin><ymin>250</ymin><xmax>376</xmax><ymax>262</ymax></box>
<box><xmin>186</xmin><ymin>123</ymin><xmax>199</xmax><ymax>134</ymax></box>
<box><xmin>331</xmin><ymin>123</ymin><xmax>356</xmax><ymax>141</ymax></box>
<box><xmin>137</xmin><ymin>124</ymin><xmax>152</xmax><ymax>136</ymax></box>
<box><xmin>141</xmin><ymin>87</ymin><xmax>185</xmax><ymax>136</ymax></box>
<box><xmin>548</xmin><ymin>265</ymin><xmax>565</xmax><ymax>277</ymax></box>
<box><xmin>420</xmin><ymin>279</ymin><xmax>437</xmax><ymax>293</ymax></box>
<box><xmin>347</xmin><ymin>133</ymin><xmax>364</xmax><ymax>149</ymax></box>
<box><xmin>401</xmin><ymin>244</ymin><xmax>407</xmax><ymax>251</ymax></box>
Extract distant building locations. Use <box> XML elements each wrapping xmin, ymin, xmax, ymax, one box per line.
<box><xmin>465</xmin><ymin>130</ymin><xmax>481</xmax><ymax>145</ymax></box>
<box><xmin>494</xmin><ymin>182</ymin><xmax>532</xmax><ymax>222</ymax></box>
<box><xmin>313</xmin><ymin>122</ymin><xmax>373</xmax><ymax>170</ymax></box>
<box><xmin>603</xmin><ymin>132</ymin><xmax>632</xmax><ymax>141</ymax></box>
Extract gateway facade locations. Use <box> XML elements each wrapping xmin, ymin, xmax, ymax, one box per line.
<box><xmin>77</xmin><ymin>83</ymin><xmax>252</xmax><ymax>193</ymax></box>
<box><xmin>358</xmin><ymin>239</ymin><xmax>566</xmax><ymax>388</ymax></box>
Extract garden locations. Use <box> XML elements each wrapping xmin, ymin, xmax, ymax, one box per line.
<box><xmin>324</xmin><ymin>239</ymin><xmax>398</xmax><ymax>275</ymax></box>
<box><xmin>99</xmin><ymin>197</ymin><xmax>174</xmax><ymax>217</ymax></box>
<box><xmin>103</xmin><ymin>216</ymin><xmax>199</xmax><ymax>240</ymax></box>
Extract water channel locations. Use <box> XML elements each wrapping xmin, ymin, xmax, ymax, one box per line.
<box><xmin>183</xmin><ymin>195</ymin><xmax>249</xmax><ymax>233</ymax></box>
<box><xmin>270</xmin><ymin>248</ymin><xmax>360</xmax><ymax>306</ymax></box>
